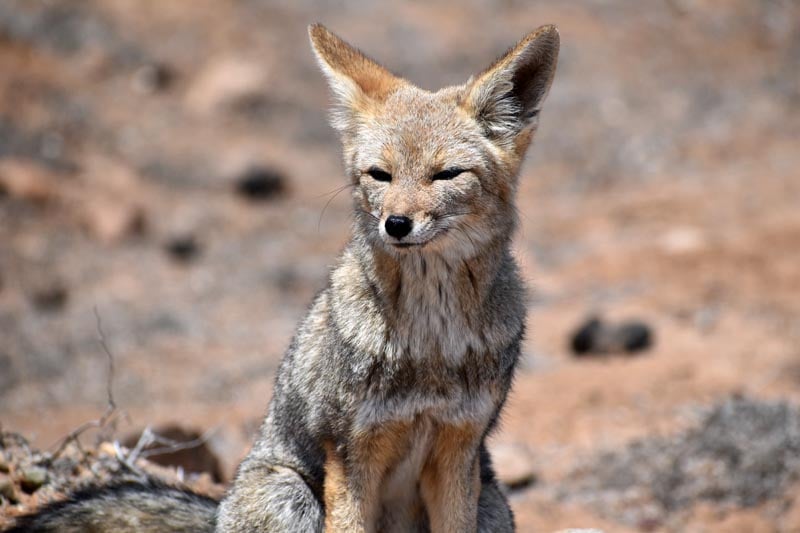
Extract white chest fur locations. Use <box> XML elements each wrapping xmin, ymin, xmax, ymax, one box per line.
<box><xmin>385</xmin><ymin>254</ymin><xmax>484</xmax><ymax>364</ymax></box>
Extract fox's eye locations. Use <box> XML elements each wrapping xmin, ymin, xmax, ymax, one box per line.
<box><xmin>366</xmin><ymin>167</ymin><xmax>392</xmax><ymax>182</ymax></box>
<box><xmin>431</xmin><ymin>167</ymin><xmax>466</xmax><ymax>181</ymax></box>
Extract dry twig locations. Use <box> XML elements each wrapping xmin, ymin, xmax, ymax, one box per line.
<box><xmin>49</xmin><ymin>307</ymin><xmax>120</xmax><ymax>461</ymax></box>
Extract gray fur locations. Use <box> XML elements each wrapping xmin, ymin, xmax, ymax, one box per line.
<box><xmin>4</xmin><ymin>480</ymin><xmax>217</xmax><ymax>533</ymax></box>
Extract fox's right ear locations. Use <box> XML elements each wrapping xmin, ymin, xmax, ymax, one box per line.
<box><xmin>309</xmin><ymin>24</ymin><xmax>402</xmax><ymax>132</ymax></box>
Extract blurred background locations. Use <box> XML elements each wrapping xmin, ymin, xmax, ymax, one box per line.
<box><xmin>1</xmin><ymin>0</ymin><xmax>799</xmax><ymax>530</ymax></box>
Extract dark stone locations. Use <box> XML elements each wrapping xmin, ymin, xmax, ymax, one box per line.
<box><xmin>31</xmin><ymin>283</ymin><xmax>68</xmax><ymax>312</ymax></box>
<box><xmin>570</xmin><ymin>316</ymin><xmax>653</xmax><ymax>356</ymax></box>
<box><xmin>133</xmin><ymin>63</ymin><xmax>175</xmax><ymax>93</ymax></box>
<box><xmin>617</xmin><ymin>321</ymin><xmax>652</xmax><ymax>352</ymax></box>
<box><xmin>165</xmin><ymin>235</ymin><xmax>200</xmax><ymax>263</ymax></box>
<box><xmin>570</xmin><ymin>317</ymin><xmax>603</xmax><ymax>354</ymax></box>
<box><xmin>234</xmin><ymin>166</ymin><xmax>286</xmax><ymax>201</ymax></box>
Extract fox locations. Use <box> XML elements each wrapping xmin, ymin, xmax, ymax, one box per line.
<box><xmin>5</xmin><ymin>22</ymin><xmax>559</xmax><ymax>533</ymax></box>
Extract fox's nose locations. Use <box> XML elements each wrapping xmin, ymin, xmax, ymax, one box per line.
<box><xmin>385</xmin><ymin>215</ymin><xmax>412</xmax><ymax>239</ymax></box>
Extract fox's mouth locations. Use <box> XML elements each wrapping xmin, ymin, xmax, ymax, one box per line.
<box><xmin>386</xmin><ymin>227</ymin><xmax>451</xmax><ymax>250</ymax></box>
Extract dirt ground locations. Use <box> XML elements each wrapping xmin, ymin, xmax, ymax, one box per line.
<box><xmin>1</xmin><ymin>0</ymin><xmax>799</xmax><ymax>531</ymax></box>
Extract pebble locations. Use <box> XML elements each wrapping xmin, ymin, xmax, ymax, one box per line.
<box><xmin>570</xmin><ymin>316</ymin><xmax>653</xmax><ymax>356</ymax></box>
<box><xmin>0</xmin><ymin>159</ymin><xmax>58</xmax><ymax>205</ymax></box>
<box><xmin>490</xmin><ymin>442</ymin><xmax>538</xmax><ymax>491</ymax></box>
<box><xmin>133</xmin><ymin>62</ymin><xmax>174</xmax><ymax>94</ymax></box>
<box><xmin>30</xmin><ymin>282</ymin><xmax>69</xmax><ymax>312</ymax></box>
<box><xmin>20</xmin><ymin>466</ymin><xmax>48</xmax><ymax>493</ymax></box>
<box><xmin>165</xmin><ymin>235</ymin><xmax>201</xmax><ymax>263</ymax></box>
<box><xmin>0</xmin><ymin>474</ymin><xmax>18</xmax><ymax>503</ymax></box>
<box><xmin>185</xmin><ymin>57</ymin><xmax>269</xmax><ymax>116</ymax></box>
<box><xmin>234</xmin><ymin>166</ymin><xmax>286</xmax><ymax>202</ymax></box>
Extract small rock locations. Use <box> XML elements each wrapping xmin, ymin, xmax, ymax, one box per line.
<box><xmin>98</xmin><ymin>441</ymin><xmax>119</xmax><ymax>458</ymax></box>
<box><xmin>82</xmin><ymin>199</ymin><xmax>147</xmax><ymax>243</ymax></box>
<box><xmin>490</xmin><ymin>442</ymin><xmax>538</xmax><ymax>491</ymax></box>
<box><xmin>0</xmin><ymin>451</ymin><xmax>9</xmax><ymax>473</ymax></box>
<box><xmin>0</xmin><ymin>474</ymin><xmax>18</xmax><ymax>503</ymax></box>
<box><xmin>186</xmin><ymin>57</ymin><xmax>269</xmax><ymax>116</ymax></box>
<box><xmin>234</xmin><ymin>166</ymin><xmax>286</xmax><ymax>202</ymax></box>
<box><xmin>19</xmin><ymin>466</ymin><xmax>47</xmax><ymax>493</ymax></box>
<box><xmin>659</xmin><ymin>226</ymin><xmax>705</xmax><ymax>255</ymax></box>
<box><xmin>133</xmin><ymin>62</ymin><xmax>175</xmax><ymax>94</ymax></box>
<box><xmin>165</xmin><ymin>235</ymin><xmax>201</xmax><ymax>263</ymax></box>
<box><xmin>570</xmin><ymin>316</ymin><xmax>653</xmax><ymax>356</ymax></box>
<box><xmin>30</xmin><ymin>282</ymin><xmax>69</xmax><ymax>312</ymax></box>
<box><xmin>0</xmin><ymin>159</ymin><xmax>59</xmax><ymax>205</ymax></box>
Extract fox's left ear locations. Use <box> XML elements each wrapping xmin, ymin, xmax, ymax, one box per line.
<box><xmin>309</xmin><ymin>24</ymin><xmax>403</xmax><ymax>132</ymax></box>
<box><xmin>463</xmin><ymin>25</ymin><xmax>559</xmax><ymax>147</ymax></box>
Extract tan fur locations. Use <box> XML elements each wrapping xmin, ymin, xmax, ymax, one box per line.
<box><xmin>420</xmin><ymin>423</ymin><xmax>484</xmax><ymax>533</ymax></box>
<box><xmin>323</xmin><ymin>440</ymin><xmax>362</xmax><ymax>533</ymax></box>
<box><xmin>324</xmin><ymin>420</ymin><xmax>417</xmax><ymax>533</ymax></box>
<box><xmin>308</xmin><ymin>24</ymin><xmax>402</xmax><ymax>101</ymax></box>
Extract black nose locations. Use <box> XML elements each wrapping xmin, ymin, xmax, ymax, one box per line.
<box><xmin>385</xmin><ymin>215</ymin><xmax>412</xmax><ymax>239</ymax></box>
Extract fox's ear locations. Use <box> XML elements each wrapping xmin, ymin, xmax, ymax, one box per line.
<box><xmin>309</xmin><ymin>24</ymin><xmax>402</xmax><ymax>132</ymax></box>
<box><xmin>463</xmin><ymin>25</ymin><xmax>559</xmax><ymax>146</ymax></box>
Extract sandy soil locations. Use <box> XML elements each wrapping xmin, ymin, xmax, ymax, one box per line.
<box><xmin>1</xmin><ymin>0</ymin><xmax>799</xmax><ymax>531</ymax></box>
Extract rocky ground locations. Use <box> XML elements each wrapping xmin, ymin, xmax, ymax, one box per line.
<box><xmin>1</xmin><ymin>0</ymin><xmax>799</xmax><ymax>531</ymax></box>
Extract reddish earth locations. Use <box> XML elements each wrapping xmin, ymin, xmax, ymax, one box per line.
<box><xmin>1</xmin><ymin>1</ymin><xmax>799</xmax><ymax>531</ymax></box>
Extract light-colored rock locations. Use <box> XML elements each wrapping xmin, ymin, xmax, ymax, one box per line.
<box><xmin>0</xmin><ymin>158</ymin><xmax>59</xmax><ymax>204</ymax></box>
<box><xmin>98</xmin><ymin>441</ymin><xmax>119</xmax><ymax>458</ymax></box>
<box><xmin>0</xmin><ymin>474</ymin><xmax>18</xmax><ymax>503</ymax></box>
<box><xmin>77</xmin><ymin>156</ymin><xmax>149</xmax><ymax>243</ymax></box>
<box><xmin>185</xmin><ymin>57</ymin><xmax>270</xmax><ymax>115</ymax></box>
<box><xmin>659</xmin><ymin>226</ymin><xmax>705</xmax><ymax>255</ymax></box>
<box><xmin>81</xmin><ymin>197</ymin><xmax>145</xmax><ymax>243</ymax></box>
<box><xmin>489</xmin><ymin>441</ymin><xmax>538</xmax><ymax>489</ymax></box>
<box><xmin>20</xmin><ymin>466</ymin><xmax>47</xmax><ymax>493</ymax></box>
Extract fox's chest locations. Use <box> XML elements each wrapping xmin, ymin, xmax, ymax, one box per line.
<box><xmin>354</xmin><ymin>347</ymin><xmax>500</xmax><ymax>445</ymax></box>
<box><xmin>387</xmin><ymin>267</ymin><xmax>486</xmax><ymax>365</ymax></box>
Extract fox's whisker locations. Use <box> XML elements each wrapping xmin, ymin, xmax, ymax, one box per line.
<box><xmin>357</xmin><ymin>208</ymin><xmax>380</xmax><ymax>222</ymax></box>
<box><xmin>318</xmin><ymin>184</ymin><xmax>356</xmax><ymax>231</ymax></box>
<box><xmin>314</xmin><ymin>183</ymin><xmax>355</xmax><ymax>199</ymax></box>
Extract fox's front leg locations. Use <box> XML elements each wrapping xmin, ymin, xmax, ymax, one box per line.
<box><xmin>323</xmin><ymin>422</ymin><xmax>413</xmax><ymax>533</ymax></box>
<box><xmin>323</xmin><ymin>441</ymin><xmax>371</xmax><ymax>533</ymax></box>
<box><xmin>216</xmin><ymin>460</ymin><xmax>324</xmax><ymax>532</ymax></box>
<box><xmin>420</xmin><ymin>424</ymin><xmax>483</xmax><ymax>533</ymax></box>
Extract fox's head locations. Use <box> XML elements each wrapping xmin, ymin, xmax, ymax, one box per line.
<box><xmin>309</xmin><ymin>24</ymin><xmax>559</xmax><ymax>260</ymax></box>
